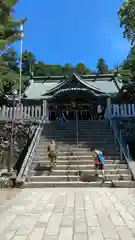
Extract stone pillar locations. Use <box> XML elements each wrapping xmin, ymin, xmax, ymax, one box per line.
<box><xmin>2</xmin><ymin>106</ymin><xmax>6</xmax><ymax>119</ymax></box>
<box><xmin>106</xmin><ymin>97</ymin><xmax>111</xmax><ymax>118</ymax></box>
<box><xmin>42</xmin><ymin>100</ymin><xmax>49</xmax><ymax>120</ymax></box>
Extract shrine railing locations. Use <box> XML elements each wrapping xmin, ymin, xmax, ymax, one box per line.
<box><xmin>1</xmin><ymin>103</ymin><xmax>135</xmax><ymax>121</ymax></box>
<box><xmin>107</xmin><ymin>112</ymin><xmax>135</xmax><ymax>180</ymax></box>
<box><xmin>0</xmin><ymin>105</ymin><xmax>43</xmax><ymax>121</ymax></box>
<box><xmin>109</xmin><ymin>104</ymin><xmax>135</xmax><ymax>118</ymax></box>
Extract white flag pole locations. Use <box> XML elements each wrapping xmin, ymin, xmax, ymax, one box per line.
<box><xmin>19</xmin><ymin>24</ymin><xmax>24</xmax><ymax>104</ymax></box>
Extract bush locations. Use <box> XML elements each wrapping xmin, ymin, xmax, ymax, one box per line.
<box><xmin>0</xmin><ymin>121</ymin><xmax>34</xmax><ymax>170</ymax></box>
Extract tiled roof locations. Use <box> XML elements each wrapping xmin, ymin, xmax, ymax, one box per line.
<box><xmin>86</xmin><ymin>79</ymin><xmax>119</xmax><ymax>93</ymax></box>
<box><xmin>25</xmin><ymin>80</ymin><xmax>59</xmax><ymax>99</ymax></box>
<box><xmin>24</xmin><ymin>74</ymin><xmax>122</xmax><ymax>99</ymax></box>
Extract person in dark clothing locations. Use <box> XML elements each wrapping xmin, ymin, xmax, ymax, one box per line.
<box><xmin>60</xmin><ymin>112</ymin><xmax>67</xmax><ymax>127</ymax></box>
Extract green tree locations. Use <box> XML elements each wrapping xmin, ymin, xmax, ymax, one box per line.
<box><xmin>0</xmin><ymin>48</ymin><xmax>28</xmax><ymax>93</ymax></box>
<box><xmin>0</xmin><ymin>55</ymin><xmax>19</xmax><ymax>93</ymax></box>
<box><xmin>120</xmin><ymin>69</ymin><xmax>133</xmax><ymax>83</ymax></box>
<box><xmin>22</xmin><ymin>50</ymin><xmax>36</xmax><ymax>76</ymax></box>
<box><xmin>34</xmin><ymin>61</ymin><xmax>48</xmax><ymax>76</ymax></box>
<box><xmin>120</xmin><ymin>47</ymin><xmax>135</xmax><ymax>80</ymax></box>
<box><xmin>97</xmin><ymin>58</ymin><xmax>109</xmax><ymax>74</ymax></box>
<box><xmin>0</xmin><ymin>1</ymin><xmax>26</xmax><ymax>95</ymax></box>
<box><xmin>1</xmin><ymin>48</ymin><xmax>19</xmax><ymax>72</ymax></box>
<box><xmin>75</xmin><ymin>63</ymin><xmax>91</xmax><ymax>75</ymax></box>
<box><xmin>118</xmin><ymin>0</ymin><xmax>135</xmax><ymax>45</ymax></box>
<box><xmin>63</xmin><ymin>63</ymin><xmax>73</xmax><ymax>76</ymax></box>
<box><xmin>48</xmin><ymin>65</ymin><xmax>64</xmax><ymax>76</ymax></box>
<box><xmin>0</xmin><ymin>0</ymin><xmax>26</xmax><ymax>50</ymax></box>
<box><xmin>112</xmin><ymin>62</ymin><xmax>133</xmax><ymax>83</ymax></box>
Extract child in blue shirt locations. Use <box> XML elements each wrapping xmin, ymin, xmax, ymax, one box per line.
<box><xmin>91</xmin><ymin>148</ymin><xmax>105</xmax><ymax>177</ymax></box>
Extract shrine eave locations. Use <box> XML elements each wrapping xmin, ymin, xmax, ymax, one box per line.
<box><xmin>24</xmin><ymin>73</ymin><xmax>122</xmax><ymax>100</ymax></box>
<box><xmin>52</xmin><ymin>88</ymin><xmax>110</xmax><ymax>98</ymax></box>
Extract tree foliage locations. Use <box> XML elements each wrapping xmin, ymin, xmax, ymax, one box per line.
<box><xmin>0</xmin><ymin>121</ymin><xmax>33</xmax><ymax>170</ymax></box>
<box><xmin>75</xmin><ymin>63</ymin><xmax>91</xmax><ymax>75</ymax></box>
<box><xmin>0</xmin><ymin>0</ymin><xmax>26</xmax><ymax>95</ymax></box>
<box><xmin>97</xmin><ymin>58</ymin><xmax>109</xmax><ymax>74</ymax></box>
<box><xmin>118</xmin><ymin>0</ymin><xmax>135</xmax><ymax>45</ymax></box>
<box><xmin>22</xmin><ymin>50</ymin><xmax>36</xmax><ymax>76</ymax></box>
<box><xmin>3</xmin><ymin>0</ymin><xmax>135</xmax><ymax>95</ymax></box>
<box><xmin>120</xmin><ymin>47</ymin><xmax>135</xmax><ymax>82</ymax></box>
<box><xmin>0</xmin><ymin>53</ymin><xmax>19</xmax><ymax>93</ymax></box>
<box><xmin>0</xmin><ymin>0</ymin><xmax>26</xmax><ymax>50</ymax></box>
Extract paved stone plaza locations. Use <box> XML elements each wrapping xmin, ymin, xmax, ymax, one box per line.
<box><xmin>1</xmin><ymin>188</ymin><xmax>135</xmax><ymax>239</ymax></box>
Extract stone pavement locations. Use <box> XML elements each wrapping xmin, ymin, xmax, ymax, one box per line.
<box><xmin>0</xmin><ymin>189</ymin><xmax>20</xmax><ymax>207</ymax></box>
<box><xmin>1</xmin><ymin>188</ymin><xmax>135</xmax><ymax>239</ymax></box>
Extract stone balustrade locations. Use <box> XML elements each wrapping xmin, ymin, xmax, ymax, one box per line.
<box><xmin>1</xmin><ymin>103</ymin><xmax>135</xmax><ymax>121</ymax></box>
<box><xmin>111</xmin><ymin>104</ymin><xmax>135</xmax><ymax>118</ymax></box>
<box><xmin>0</xmin><ymin>105</ymin><xmax>43</xmax><ymax>121</ymax></box>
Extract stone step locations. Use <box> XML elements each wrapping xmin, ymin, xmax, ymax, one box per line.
<box><xmin>48</xmin><ymin>121</ymin><xmax>108</xmax><ymax>124</ymax></box>
<box><xmin>37</xmin><ymin>146</ymin><xmax>119</xmax><ymax>153</ymax></box>
<box><xmin>36</xmin><ymin>151</ymin><xmax>120</xmax><ymax>157</ymax></box>
<box><xmin>35</xmin><ymin>154</ymin><xmax>122</xmax><ymax>160</ymax></box>
<box><xmin>42</xmin><ymin>132</ymin><xmax>113</xmax><ymax>136</ymax></box>
<box><xmin>36</xmin><ymin>151</ymin><xmax>115</xmax><ymax>156</ymax></box>
<box><xmin>28</xmin><ymin>174</ymin><xmax>132</xmax><ymax>182</ymax></box>
<box><xmin>44</xmin><ymin>122</ymin><xmax>108</xmax><ymax>127</ymax></box>
<box><xmin>36</xmin><ymin>147</ymin><xmax>117</xmax><ymax>152</ymax></box>
<box><xmin>32</xmin><ymin>160</ymin><xmax>126</xmax><ymax>167</ymax></box>
<box><xmin>40</xmin><ymin>138</ymin><xmax>115</xmax><ymax>142</ymax></box>
<box><xmin>41</xmin><ymin>135</ymin><xmax>114</xmax><ymax>139</ymax></box>
<box><xmin>55</xmin><ymin>164</ymin><xmax>128</xmax><ymax>170</ymax></box>
<box><xmin>43</xmin><ymin>125</ymin><xmax>110</xmax><ymax>129</ymax></box>
<box><xmin>46</xmin><ymin>125</ymin><xmax>110</xmax><ymax>128</ymax></box>
<box><xmin>37</xmin><ymin>144</ymin><xmax>119</xmax><ymax>151</ymax></box>
<box><xmin>78</xmin><ymin>120</ymin><xmax>107</xmax><ymax>122</ymax></box>
<box><xmin>46</xmin><ymin>121</ymin><xmax>108</xmax><ymax>125</ymax></box>
<box><xmin>43</xmin><ymin>146</ymin><xmax>118</xmax><ymax>151</ymax></box>
<box><xmin>36</xmin><ymin>155</ymin><xmax>92</xmax><ymax>160</ymax></box>
<box><xmin>39</xmin><ymin>149</ymin><xmax>120</xmax><ymax>155</ymax></box>
<box><xmin>30</xmin><ymin>169</ymin><xmax>129</xmax><ymax>176</ymax></box>
<box><xmin>35</xmin><ymin>155</ymin><xmax>123</xmax><ymax>161</ymax></box>
<box><xmin>38</xmin><ymin>141</ymin><xmax>117</xmax><ymax>145</ymax></box>
<box><xmin>35</xmin><ymin>151</ymin><xmax>95</xmax><ymax>156</ymax></box>
<box><xmin>43</xmin><ymin>126</ymin><xmax>110</xmax><ymax>130</ymax></box>
<box><xmin>23</xmin><ymin>180</ymin><xmax>135</xmax><ymax>188</ymax></box>
<box><xmin>40</xmin><ymin>140</ymin><xmax>116</xmax><ymax>145</ymax></box>
<box><xmin>31</xmin><ymin>163</ymin><xmax>128</xmax><ymax>171</ymax></box>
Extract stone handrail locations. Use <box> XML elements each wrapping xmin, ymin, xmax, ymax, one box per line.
<box><xmin>16</xmin><ymin>123</ymin><xmax>43</xmax><ymax>183</ymax></box>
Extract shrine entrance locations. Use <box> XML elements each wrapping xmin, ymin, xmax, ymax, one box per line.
<box><xmin>48</xmin><ymin>110</ymin><xmax>92</xmax><ymax>121</ymax></box>
<box><xmin>47</xmin><ymin>89</ymin><xmax>107</xmax><ymax>121</ymax></box>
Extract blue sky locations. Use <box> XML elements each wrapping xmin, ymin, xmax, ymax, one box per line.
<box><xmin>14</xmin><ymin>0</ymin><xmax>130</xmax><ymax>70</ymax></box>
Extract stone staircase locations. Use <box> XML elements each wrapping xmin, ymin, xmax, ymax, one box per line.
<box><xmin>23</xmin><ymin>120</ymin><xmax>135</xmax><ymax>188</ymax></box>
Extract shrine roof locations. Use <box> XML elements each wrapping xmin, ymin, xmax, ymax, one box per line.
<box><xmin>24</xmin><ymin>80</ymin><xmax>59</xmax><ymax>99</ymax></box>
<box><xmin>24</xmin><ymin>73</ymin><xmax>123</xmax><ymax>99</ymax></box>
<box><xmin>85</xmin><ymin>80</ymin><xmax>122</xmax><ymax>94</ymax></box>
